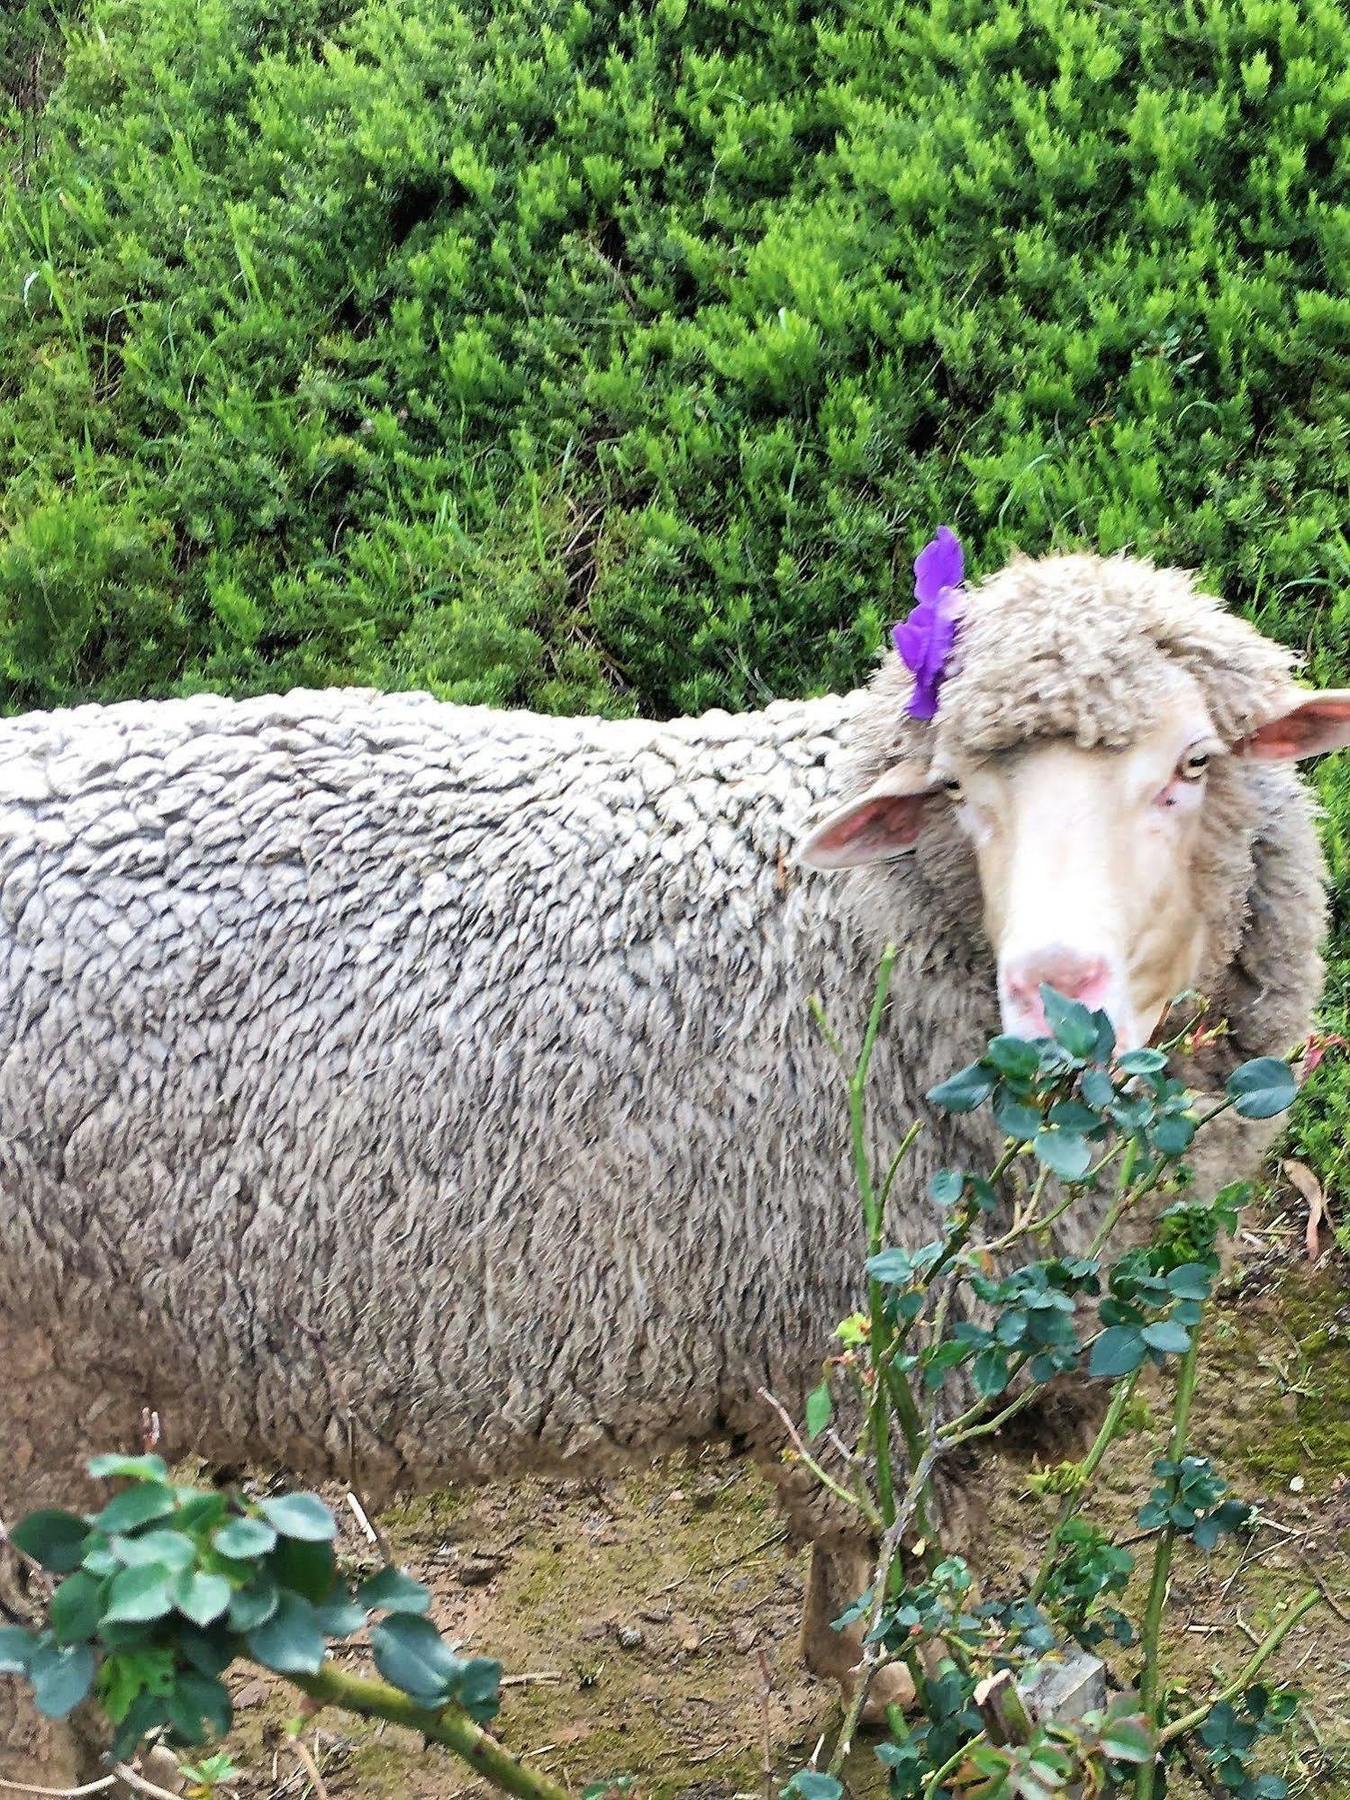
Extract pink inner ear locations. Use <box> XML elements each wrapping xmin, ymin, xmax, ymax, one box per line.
<box><xmin>1240</xmin><ymin>696</ymin><xmax>1350</xmax><ymax>760</ymax></box>
<box><xmin>815</xmin><ymin>791</ymin><xmax>930</xmax><ymax>860</ymax></box>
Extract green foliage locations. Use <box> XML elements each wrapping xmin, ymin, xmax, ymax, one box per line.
<box><xmin>793</xmin><ymin>964</ymin><xmax>1315</xmax><ymax>1800</ymax></box>
<box><xmin>3</xmin><ymin>1465</ymin><xmax>500</xmax><ymax>1760</ymax></box>
<box><xmin>1</xmin><ymin>0</ymin><xmax>1348</xmax><ymax>721</ymax></box>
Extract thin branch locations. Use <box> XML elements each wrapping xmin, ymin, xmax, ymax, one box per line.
<box><xmin>289</xmin><ymin>1735</ymin><xmax>331</xmax><ymax>1800</ymax></box>
<box><xmin>110</xmin><ymin>1766</ymin><xmax>192</xmax><ymax>1800</ymax></box>
<box><xmin>1157</xmin><ymin>1589</ymin><xmax>1322</xmax><ymax>1747</ymax></box>
<box><xmin>292</xmin><ymin>1663</ymin><xmax>573</xmax><ymax>1800</ymax></box>
<box><xmin>757</xmin><ymin>1389</ymin><xmax>882</xmax><ymax>1532</ymax></box>
<box><xmin>0</xmin><ymin>1778</ymin><xmax>116</xmax><ymax>1797</ymax></box>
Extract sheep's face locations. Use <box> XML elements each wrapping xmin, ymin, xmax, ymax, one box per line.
<box><xmin>799</xmin><ymin>679</ymin><xmax>1350</xmax><ymax>1052</ymax></box>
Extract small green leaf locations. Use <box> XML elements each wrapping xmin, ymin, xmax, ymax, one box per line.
<box><xmin>782</xmin><ymin>1773</ymin><xmax>844</xmax><ymax>1800</ymax></box>
<box><xmin>930</xmin><ymin>1169</ymin><xmax>965</xmax><ymax>1206</ymax></box>
<box><xmin>270</xmin><ymin>1536</ymin><xmax>336</xmax><ymax>1602</ymax></box>
<box><xmin>1118</xmin><ymin>1049</ymin><xmax>1167</xmax><ymax>1076</ymax></box>
<box><xmin>259</xmin><ymin>1493</ymin><xmax>337</xmax><ymax>1543</ymax></box>
<box><xmin>926</xmin><ymin>1061</ymin><xmax>996</xmax><ymax>1113</ymax></box>
<box><xmin>104</xmin><ymin>1564</ymin><xmax>175</xmax><ymax>1624</ymax></box>
<box><xmin>0</xmin><ymin>1626</ymin><xmax>37</xmax><ymax>1674</ymax></box>
<box><xmin>370</xmin><ymin>1613</ymin><xmax>467</xmax><ymax>1703</ymax></box>
<box><xmin>1165</xmin><ymin>1263</ymin><xmax>1213</xmax><ymax>1300</ymax></box>
<box><xmin>246</xmin><ymin>1591</ymin><xmax>326</xmax><ymax>1675</ymax></box>
<box><xmin>314</xmin><ymin>1596</ymin><xmax>370</xmax><ymax>1637</ymax></box>
<box><xmin>1141</xmin><ymin>1319</ymin><xmax>1191</xmax><ymax>1355</ymax></box>
<box><xmin>29</xmin><ymin>1640</ymin><xmax>96</xmax><ymax>1718</ymax></box>
<box><xmin>50</xmin><ymin>1572</ymin><xmax>103</xmax><ymax>1645</ymax></box>
<box><xmin>804</xmin><ymin>1380</ymin><xmax>833</xmax><ymax>1442</ymax></box>
<box><xmin>1100</xmin><ymin>1716</ymin><xmax>1154</xmax><ymax>1764</ymax></box>
<box><xmin>994</xmin><ymin>1088</ymin><xmax>1042</xmax><ymax>1143</ymax></box>
<box><xmin>1152</xmin><ymin>1114</ymin><xmax>1196</xmax><ymax>1156</ymax></box>
<box><xmin>112</xmin><ymin>1529</ymin><xmax>196</xmax><ymax>1573</ymax></box>
<box><xmin>1089</xmin><ymin>1327</ymin><xmax>1146</xmax><ymax>1379</ymax></box>
<box><xmin>1043</xmin><ymin>988</ymin><xmax>1099</xmax><ymax>1058</ymax></box>
<box><xmin>228</xmin><ymin>1576</ymin><xmax>278</xmax><ymax>1633</ymax></box>
<box><xmin>10</xmin><ymin>1510</ymin><xmax>89</xmax><ymax>1575</ymax></box>
<box><xmin>174</xmin><ymin>1571</ymin><xmax>232</xmax><ymax>1627</ymax></box>
<box><xmin>972</xmin><ymin>1346</ymin><xmax>1009</xmax><ymax>1398</ymax></box>
<box><xmin>87</xmin><ymin>1454</ymin><xmax>169</xmax><ymax>1482</ymax></box>
<box><xmin>96</xmin><ymin>1483</ymin><xmax>177</xmax><ymax>1535</ymax></box>
<box><xmin>1034</xmin><ymin>1128</ymin><xmax>1091</xmax><ymax>1181</ymax></box>
<box><xmin>1081</xmin><ymin>1068</ymin><xmax>1117</xmax><ymax>1109</ymax></box>
<box><xmin>167</xmin><ymin>1671</ymin><xmax>233</xmax><ymax>1744</ymax></box>
<box><xmin>1226</xmin><ymin>1058</ymin><xmax>1297</xmax><ymax>1120</ymax></box>
<box><xmin>213</xmin><ymin>1517</ymin><xmax>278</xmax><ymax>1560</ymax></box>
<box><xmin>986</xmin><ymin>1036</ymin><xmax>1042</xmax><ymax>1079</ymax></box>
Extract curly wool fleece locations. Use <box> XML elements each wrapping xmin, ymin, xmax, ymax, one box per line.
<box><xmin>0</xmin><ymin>554</ymin><xmax>1326</xmax><ymax>1535</ymax></box>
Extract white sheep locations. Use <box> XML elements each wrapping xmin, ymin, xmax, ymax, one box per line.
<box><xmin>0</xmin><ymin>551</ymin><xmax>1345</xmax><ymax>1782</ymax></box>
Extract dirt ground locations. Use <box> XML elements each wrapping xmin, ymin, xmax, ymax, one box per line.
<box><xmin>216</xmin><ymin>1202</ymin><xmax>1349</xmax><ymax>1800</ymax></box>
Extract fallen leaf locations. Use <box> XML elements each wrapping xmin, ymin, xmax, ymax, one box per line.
<box><xmin>1282</xmin><ymin>1159</ymin><xmax>1327</xmax><ymax>1264</ymax></box>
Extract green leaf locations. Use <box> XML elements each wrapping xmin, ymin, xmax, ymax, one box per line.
<box><xmin>1118</xmin><ymin>1049</ymin><xmax>1167</xmax><ymax>1076</ymax></box>
<box><xmin>804</xmin><ymin>1380</ymin><xmax>833</xmax><ymax>1442</ymax></box>
<box><xmin>1034</xmin><ymin>1128</ymin><xmax>1091</xmax><ymax>1181</ymax></box>
<box><xmin>29</xmin><ymin>1640</ymin><xmax>96</xmax><ymax>1718</ymax></box>
<box><xmin>10</xmin><ymin>1509</ymin><xmax>90</xmax><ymax>1575</ymax></box>
<box><xmin>167</xmin><ymin>1671</ymin><xmax>232</xmax><ymax>1744</ymax></box>
<box><xmin>174</xmin><ymin>1571</ymin><xmax>232</xmax><ymax>1627</ymax></box>
<box><xmin>105</xmin><ymin>1564</ymin><xmax>175</xmax><ymax>1624</ymax></box>
<box><xmin>212</xmin><ymin>1517</ymin><xmax>278</xmax><ymax>1560</ymax></box>
<box><xmin>173</xmin><ymin>1492</ymin><xmax>228</xmax><ymax>1533</ymax></box>
<box><xmin>314</xmin><ymin>1596</ymin><xmax>370</xmax><ymax>1637</ymax></box>
<box><xmin>985</xmin><ymin>1036</ymin><xmax>1042</xmax><ymax>1079</ymax></box>
<box><xmin>259</xmin><ymin>1493</ymin><xmax>337</xmax><ymax>1543</ymax></box>
<box><xmin>246</xmin><ymin>1591</ymin><xmax>326</xmax><ymax>1675</ymax></box>
<box><xmin>994</xmin><ymin>1088</ymin><xmax>1042</xmax><ymax>1142</ymax></box>
<box><xmin>96</xmin><ymin>1482</ymin><xmax>178</xmax><ymax>1535</ymax></box>
<box><xmin>1048</xmin><ymin>1099</ymin><xmax>1100</xmax><ymax>1132</ymax></box>
<box><xmin>926</xmin><ymin>1061</ymin><xmax>996</xmax><ymax>1113</ymax></box>
<box><xmin>1152</xmin><ymin>1113</ymin><xmax>1197</xmax><ymax>1156</ymax></box>
<box><xmin>370</xmin><ymin>1613</ymin><xmax>467</xmax><ymax>1704</ymax></box>
<box><xmin>1141</xmin><ymin>1319</ymin><xmax>1191</xmax><ymax>1355</ymax></box>
<box><xmin>972</xmin><ymin>1346</ymin><xmax>1009</xmax><ymax>1398</ymax></box>
<box><xmin>87</xmin><ymin>1454</ymin><xmax>169</xmax><ymax>1482</ymax></box>
<box><xmin>1089</xmin><ymin>1326</ymin><xmax>1146</xmax><ymax>1379</ymax></box>
<box><xmin>0</xmin><ymin>1625</ymin><xmax>37</xmax><ymax>1673</ymax></box>
<box><xmin>112</xmin><ymin>1529</ymin><xmax>196</xmax><ymax>1573</ymax></box>
<box><xmin>228</xmin><ymin>1576</ymin><xmax>278</xmax><ymax>1633</ymax></box>
<box><xmin>782</xmin><ymin>1775</ymin><xmax>844</xmax><ymax>1800</ymax></box>
<box><xmin>97</xmin><ymin>1646</ymin><xmax>176</xmax><ymax>1726</ymax></box>
<box><xmin>1226</xmin><ymin>1058</ymin><xmax>1297</xmax><ymax>1120</ymax></box>
<box><xmin>50</xmin><ymin>1572</ymin><xmax>104</xmax><ymax>1645</ymax></box>
<box><xmin>1043</xmin><ymin>988</ymin><xmax>1099</xmax><ymax>1058</ymax></box>
<box><xmin>270</xmin><ymin>1536</ymin><xmax>336</xmax><ymax>1602</ymax></box>
<box><xmin>930</xmin><ymin>1169</ymin><xmax>965</xmax><ymax>1206</ymax></box>
<box><xmin>1165</xmin><ymin>1263</ymin><xmax>1213</xmax><ymax>1300</ymax></box>
<box><xmin>457</xmin><ymin>1655</ymin><xmax>502</xmax><ymax>1724</ymax></box>
<box><xmin>1081</xmin><ymin>1068</ymin><xmax>1117</xmax><ymax>1109</ymax></box>
<box><xmin>1100</xmin><ymin>1715</ymin><xmax>1154</xmax><ymax>1764</ymax></box>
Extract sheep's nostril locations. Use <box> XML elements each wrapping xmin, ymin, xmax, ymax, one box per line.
<box><xmin>1003</xmin><ymin>949</ymin><xmax>1111</xmax><ymax>1013</ymax></box>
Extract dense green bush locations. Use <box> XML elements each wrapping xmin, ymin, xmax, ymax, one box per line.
<box><xmin>1</xmin><ymin>0</ymin><xmax>1347</xmax><ymax>721</ymax></box>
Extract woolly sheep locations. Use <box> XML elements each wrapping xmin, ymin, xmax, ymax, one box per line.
<box><xmin>0</xmin><ymin>552</ymin><xmax>1346</xmax><ymax>1780</ymax></box>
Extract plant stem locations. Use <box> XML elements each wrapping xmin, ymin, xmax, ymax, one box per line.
<box><xmin>849</xmin><ymin>946</ymin><xmax>900</xmax><ymax>1523</ymax></box>
<box><xmin>1135</xmin><ymin>1326</ymin><xmax>1203</xmax><ymax>1800</ymax></box>
<box><xmin>1156</xmin><ymin>1589</ymin><xmax>1321</xmax><ymax>1747</ymax></box>
<box><xmin>292</xmin><ymin>1663</ymin><xmax>573</xmax><ymax>1800</ymax></box>
<box><xmin>1030</xmin><ymin>1370</ymin><xmax>1141</xmax><ymax>1603</ymax></box>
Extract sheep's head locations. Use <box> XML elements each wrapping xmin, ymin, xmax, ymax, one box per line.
<box><xmin>799</xmin><ymin>552</ymin><xmax>1350</xmax><ymax>1052</ymax></box>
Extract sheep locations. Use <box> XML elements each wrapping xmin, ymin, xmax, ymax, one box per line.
<box><xmin>0</xmin><ymin>550</ymin><xmax>1345</xmax><ymax>1781</ymax></box>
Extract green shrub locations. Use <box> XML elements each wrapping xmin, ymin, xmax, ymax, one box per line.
<box><xmin>1</xmin><ymin>0</ymin><xmax>1347</xmax><ymax>721</ymax></box>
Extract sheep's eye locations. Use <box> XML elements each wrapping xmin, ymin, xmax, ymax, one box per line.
<box><xmin>941</xmin><ymin>777</ymin><xmax>963</xmax><ymax>799</ymax></box>
<box><xmin>1178</xmin><ymin>750</ymin><xmax>1210</xmax><ymax>782</ymax></box>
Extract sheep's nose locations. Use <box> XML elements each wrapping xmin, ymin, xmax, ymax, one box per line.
<box><xmin>1001</xmin><ymin>947</ymin><xmax>1111</xmax><ymax>1035</ymax></box>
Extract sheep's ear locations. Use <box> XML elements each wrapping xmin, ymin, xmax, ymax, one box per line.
<box><xmin>796</xmin><ymin>767</ymin><xmax>938</xmax><ymax>870</ymax></box>
<box><xmin>1235</xmin><ymin>691</ymin><xmax>1350</xmax><ymax>761</ymax></box>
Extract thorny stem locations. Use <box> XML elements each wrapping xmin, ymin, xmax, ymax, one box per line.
<box><xmin>848</xmin><ymin>945</ymin><xmax>901</xmax><ymax>1524</ymax></box>
<box><xmin>1030</xmin><ymin>1370</ymin><xmax>1142</xmax><ymax>1603</ymax></box>
<box><xmin>1155</xmin><ymin>1589</ymin><xmax>1321</xmax><ymax>1748</ymax></box>
<box><xmin>1135</xmin><ymin>1325</ymin><xmax>1204</xmax><ymax>1800</ymax></box>
<box><xmin>292</xmin><ymin>1663</ymin><xmax>573</xmax><ymax>1800</ymax></box>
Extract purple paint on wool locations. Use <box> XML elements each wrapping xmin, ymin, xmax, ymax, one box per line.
<box><xmin>891</xmin><ymin>525</ymin><xmax>965</xmax><ymax>720</ymax></box>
